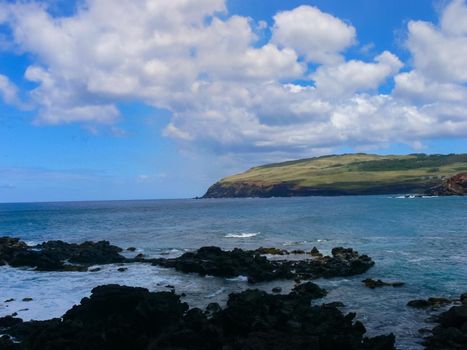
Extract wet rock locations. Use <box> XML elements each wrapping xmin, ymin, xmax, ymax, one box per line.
<box><xmin>290</xmin><ymin>281</ymin><xmax>327</xmax><ymax>300</ymax></box>
<box><xmin>89</xmin><ymin>267</ymin><xmax>101</xmax><ymax>272</ymax></box>
<box><xmin>424</xmin><ymin>294</ymin><xmax>467</xmax><ymax>349</ymax></box>
<box><xmin>460</xmin><ymin>292</ymin><xmax>467</xmax><ymax>305</ymax></box>
<box><xmin>407</xmin><ymin>297</ymin><xmax>452</xmax><ymax>309</ymax></box>
<box><xmin>152</xmin><ymin>246</ymin><xmax>374</xmax><ymax>283</ymax></box>
<box><xmin>362</xmin><ymin>279</ymin><xmax>405</xmax><ymax>289</ymax></box>
<box><xmin>0</xmin><ymin>316</ymin><xmax>23</xmax><ymax>328</ymax></box>
<box><xmin>1</xmin><ymin>284</ymin><xmax>395</xmax><ymax>350</ymax></box>
<box><xmin>127</xmin><ymin>247</ymin><xmax>136</xmax><ymax>252</ymax></box>
<box><xmin>310</xmin><ymin>246</ymin><xmax>322</xmax><ymax>257</ymax></box>
<box><xmin>135</xmin><ymin>253</ymin><xmax>145</xmax><ymax>259</ymax></box>
<box><xmin>4</xmin><ymin>298</ymin><xmax>14</xmax><ymax>303</ymax></box>
<box><xmin>0</xmin><ymin>335</ymin><xmax>16</xmax><ymax>350</ymax></box>
<box><xmin>0</xmin><ymin>236</ymin><xmax>127</xmax><ymax>271</ymax></box>
<box><xmin>324</xmin><ymin>301</ymin><xmax>345</xmax><ymax>308</ymax></box>
<box><xmin>271</xmin><ymin>287</ymin><xmax>282</xmax><ymax>293</ymax></box>
<box><xmin>255</xmin><ymin>247</ymin><xmax>288</xmax><ymax>255</ymax></box>
<box><xmin>21</xmin><ymin>298</ymin><xmax>32</xmax><ymax>302</ymax></box>
<box><xmin>290</xmin><ymin>249</ymin><xmax>305</xmax><ymax>254</ymax></box>
<box><xmin>205</xmin><ymin>302</ymin><xmax>222</xmax><ymax>318</ymax></box>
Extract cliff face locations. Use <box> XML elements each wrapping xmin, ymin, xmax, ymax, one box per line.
<box><xmin>202</xmin><ymin>153</ymin><xmax>467</xmax><ymax>198</ymax></box>
<box><xmin>427</xmin><ymin>173</ymin><xmax>467</xmax><ymax>196</ymax></box>
<box><xmin>202</xmin><ymin>180</ymin><xmax>438</xmax><ymax>198</ymax></box>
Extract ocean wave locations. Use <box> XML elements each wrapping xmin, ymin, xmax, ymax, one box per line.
<box><xmin>283</xmin><ymin>239</ymin><xmax>328</xmax><ymax>246</ymax></box>
<box><xmin>224</xmin><ymin>232</ymin><xmax>260</xmax><ymax>238</ymax></box>
<box><xmin>206</xmin><ymin>288</ymin><xmax>226</xmax><ymax>298</ymax></box>
<box><xmin>226</xmin><ymin>275</ymin><xmax>248</xmax><ymax>282</ymax></box>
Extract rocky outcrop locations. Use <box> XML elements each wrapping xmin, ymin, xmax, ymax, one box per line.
<box><xmin>0</xmin><ymin>237</ymin><xmax>126</xmax><ymax>271</ymax></box>
<box><xmin>423</xmin><ymin>292</ymin><xmax>467</xmax><ymax>349</ymax></box>
<box><xmin>407</xmin><ymin>297</ymin><xmax>453</xmax><ymax>309</ymax></box>
<box><xmin>0</xmin><ymin>284</ymin><xmax>395</xmax><ymax>350</ymax></box>
<box><xmin>362</xmin><ymin>279</ymin><xmax>405</xmax><ymax>289</ymax></box>
<box><xmin>152</xmin><ymin>246</ymin><xmax>374</xmax><ymax>283</ymax></box>
<box><xmin>1</xmin><ymin>237</ymin><xmax>374</xmax><ymax>283</ymax></box>
<box><xmin>427</xmin><ymin>173</ymin><xmax>467</xmax><ymax>196</ymax></box>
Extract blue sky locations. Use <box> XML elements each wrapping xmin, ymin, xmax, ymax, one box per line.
<box><xmin>1</xmin><ymin>0</ymin><xmax>467</xmax><ymax>202</ymax></box>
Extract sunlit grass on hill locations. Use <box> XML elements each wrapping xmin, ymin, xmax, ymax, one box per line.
<box><xmin>218</xmin><ymin>153</ymin><xmax>467</xmax><ymax>192</ymax></box>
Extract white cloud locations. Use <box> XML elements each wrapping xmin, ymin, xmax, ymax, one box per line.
<box><xmin>1</xmin><ymin>0</ymin><xmax>466</xmax><ymax>160</ymax></box>
<box><xmin>271</xmin><ymin>5</ymin><xmax>356</xmax><ymax>64</ymax></box>
<box><xmin>312</xmin><ymin>51</ymin><xmax>402</xmax><ymax>98</ymax></box>
<box><xmin>405</xmin><ymin>2</ymin><xmax>467</xmax><ymax>83</ymax></box>
<box><xmin>0</xmin><ymin>74</ymin><xmax>20</xmax><ymax>105</ymax></box>
<box><xmin>440</xmin><ymin>0</ymin><xmax>467</xmax><ymax>36</ymax></box>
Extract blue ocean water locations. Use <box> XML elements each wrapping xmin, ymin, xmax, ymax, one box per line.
<box><xmin>1</xmin><ymin>196</ymin><xmax>466</xmax><ymax>349</ymax></box>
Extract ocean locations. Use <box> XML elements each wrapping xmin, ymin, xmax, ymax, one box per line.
<box><xmin>1</xmin><ymin>196</ymin><xmax>466</xmax><ymax>349</ymax></box>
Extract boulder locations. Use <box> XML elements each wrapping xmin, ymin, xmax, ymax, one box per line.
<box><xmin>362</xmin><ymin>279</ymin><xmax>405</xmax><ymax>289</ymax></box>
<box><xmin>423</xmin><ymin>293</ymin><xmax>467</xmax><ymax>349</ymax></box>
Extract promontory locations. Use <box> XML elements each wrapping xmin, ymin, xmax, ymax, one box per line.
<box><xmin>202</xmin><ymin>153</ymin><xmax>467</xmax><ymax>198</ymax></box>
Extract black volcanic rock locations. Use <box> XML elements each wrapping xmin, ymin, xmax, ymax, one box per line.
<box><xmin>407</xmin><ymin>297</ymin><xmax>452</xmax><ymax>309</ymax></box>
<box><xmin>2</xmin><ymin>237</ymin><xmax>374</xmax><ymax>285</ymax></box>
<box><xmin>0</xmin><ymin>237</ymin><xmax>126</xmax><ymax>271</ymax></box>
<box><xmin>1</xmin><ymin>284</ymin><xmax>395</xmax><ymax>350</ymax></box>
<box><xmin>362</xmin><ymin>279</ymin><xmax>405</xmax><ymax>289</ymax></box>
<box><xmin>424</xmin><ymin>293</ymin><xmax>467</xmax><ymax>349</ymax></box>
<box><xmin>152</xmin><ymin>246</ymin><xmax>374</xmax><ymax>283</ymax></box>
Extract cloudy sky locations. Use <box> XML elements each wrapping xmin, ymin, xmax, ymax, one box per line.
<box><xmin>1</xmin><ymin>0</ymin><xmax>467</xmax><ymax>202</ymax></box>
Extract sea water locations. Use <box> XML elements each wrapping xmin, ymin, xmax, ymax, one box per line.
<box><xmin>1</xmin><ymin>196</ymin><xmax>466</xmax><ymax>349</ymax></box>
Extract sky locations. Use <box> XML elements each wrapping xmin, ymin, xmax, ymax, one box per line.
<box><xmin>1</xmin><ymin>0</ymin><xmax>467</xmax><ymax>202</ymax></box>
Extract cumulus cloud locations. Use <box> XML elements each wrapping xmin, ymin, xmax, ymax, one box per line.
<box><xmin>0</xmin><ymin>0</ymin><xmax>466</xmax><ymax>159</ymax></box>
<box><xmin>271</xmin><ymin>5</ymin><xmax>356</xmax><ymax>64</ymax></box>
<box><xmin>312</xmin><ymin>51</ymin><xmax>402</xmax><ymax>98</ymax></box>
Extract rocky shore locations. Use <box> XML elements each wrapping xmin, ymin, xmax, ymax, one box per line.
<box><xmin>0</xmin><ymin>237</ymin><xmax>374</xmax><ymax>283</ymax></box>
<box><xmin>151</xmin><ymin>246</ymin><xmax>374</xmax><ymax>283</ymax></box>
<box><xmin>2</xmin><ymin>236</ymin><xmax>466</xmax><ymax>348</ymax></box>
<box><xmin>0</xmin><ymin>283</ymin><xmax>395</xmax><ymax>350</ymax></box>
<box><xmin>0</xmin><ymin>237</ymin><xmax>126</xmax><ymax>271</ymax></box>
<box><xmin>423</xmin><ymin>292</ymin><xmax>467</xmax><ymax>349</ymax></box>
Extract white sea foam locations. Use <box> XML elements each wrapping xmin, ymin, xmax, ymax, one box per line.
<box><xmin>206</xmin><ymin>288</ymin><xmax>226</xmax><ymax>298</ymax></box>
<box><xmin>24</xmin><ymin>240</ymin><xmax>41</xmax><ymax>246</ymax></box>
<box><xmin>0</xmin><ymin>264</ymin><xmax>183</xmax><ymax>321</ymax></box>
<box><xmin>226</xmin><ymin>275</ymin><xmax>248</xmax><ymax>282</ymax></box>
<box><xmin>224</xmin><ymin>232</ymin><xmax>260</xmax><ymax>238</ymax></box>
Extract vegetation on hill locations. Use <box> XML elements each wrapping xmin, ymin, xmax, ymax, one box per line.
<box><xmin>203</xmin><ymin>153</ymin><xmax>467</xmax><ymax>197</ymax></box>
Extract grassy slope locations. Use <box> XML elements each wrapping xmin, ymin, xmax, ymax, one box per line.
<box><xmin>218</xmin><ymin>153</ymin><xmax>467</xmax><ymax>192</ymax></box>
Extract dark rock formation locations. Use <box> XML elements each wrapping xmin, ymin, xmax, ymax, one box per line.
<box><xmin>362</xmin><ymin>279</ymin><xmax>405</xmax><ymax>289</ymax></box>
<box><xmin>407</xmin><ymin>297</ymin><xmax>452</xmax><ymax>309</ymax></box>
<box><xmin>0</xmin><ymin>284</ymin><xmax>395</xmax><ymax>350</ymax></box>
<box><xmin>255</xmin><ymin>247</ymin><xmax>289</xmax><ymax>255</ymax></box>
<box><xmin>152</xmin><ymin>246</ymin><xmax>374</xmax><ymax>283</ymax></box>
<box><xmin>202</xmin><ymin>180</ymin><xmax>436</xmax><ymax>198</ymax></box>
<box><xmin>424</xmin><ymin>293</ymin><xmax>467</xmax><ymax>349</ymax></box>
<box><xmin>427</xmin><ymin>173</ymin><xmax>467</xmax><ymax>196</ymax></box>
<box><xmin>0</xmin><ymin>237</ymin><xmax>126</xmax><ymax>271</ymax></box>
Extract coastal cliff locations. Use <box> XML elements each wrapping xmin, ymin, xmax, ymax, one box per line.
<box><xmin>203</xmin><ymin>153</ymin><xmax>467</xmax><ymax>198</ymax></box>
<box><xmin>427</xmin><ymin>173</ymin><xmax>467</xmax><ymax>196</ymax></box>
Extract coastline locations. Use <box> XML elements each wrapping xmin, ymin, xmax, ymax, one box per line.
<box><xmin>1</xmin><ymin>236</ymin><xmax>466</xmax><ymax>349</ymax></box>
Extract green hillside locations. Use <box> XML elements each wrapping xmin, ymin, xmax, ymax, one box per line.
<box><xmin>203</xmin><ymin>153</ymin><xmax>467</xmax><ymax>198</ymax></box>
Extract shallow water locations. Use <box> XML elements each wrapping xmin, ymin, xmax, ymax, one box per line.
<box><xmin>1</xmin><ymin>196</ymin><xmax>466</xmax><ymax>349</ymax></box>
